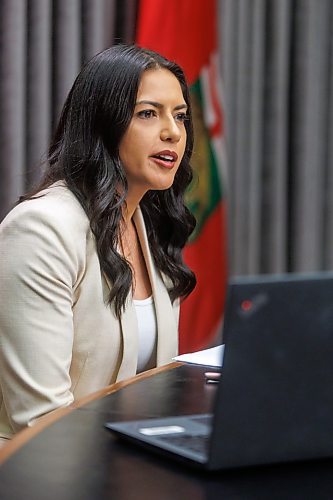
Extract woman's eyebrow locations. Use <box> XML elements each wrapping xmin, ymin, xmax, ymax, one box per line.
<box><xmin>135</xmin><ymin>100</ymin><xmax>188</xmax><ymax>111</ymax></box>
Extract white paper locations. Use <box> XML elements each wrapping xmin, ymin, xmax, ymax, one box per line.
<box><xmin>173</xmin><ymin>344</ymin><xmax>224</xmax><ymax>369</ymax></box>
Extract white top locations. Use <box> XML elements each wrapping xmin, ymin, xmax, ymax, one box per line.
<box><xmin>133</xmin><ymin>295</ymin><xmax>157</xmax><ymax>373</ymax></box>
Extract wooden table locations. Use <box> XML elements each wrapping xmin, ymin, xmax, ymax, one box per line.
<box><xmin>0</xmin><ymin>363</ymin><xmax>333</xmax><ymax>499</ymax></box>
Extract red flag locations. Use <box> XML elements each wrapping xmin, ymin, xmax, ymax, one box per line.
<box><xmin>136</xmin><ymin>0</ymin><xmax>228</xmax><ymax>352</ymax></box>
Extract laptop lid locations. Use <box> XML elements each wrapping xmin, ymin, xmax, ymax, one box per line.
<box><xmin>209</xmin><ymin>271</ymin><xmax>333</xmax><ymax>469</ymax></box>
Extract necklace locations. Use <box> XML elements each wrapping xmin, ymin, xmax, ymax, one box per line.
<box><xmin>120</xmin><ymin>220</ymin><xmax>138</xmax><ymax>261</ymax></box>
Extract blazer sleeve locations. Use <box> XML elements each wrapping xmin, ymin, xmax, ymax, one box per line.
<box><xmin>0</xmin><ymin>197</ymin><xmax>86</xmax><ymax>432</ymax></box>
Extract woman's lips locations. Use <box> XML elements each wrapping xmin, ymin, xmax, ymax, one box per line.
<box><xmin>149</xmin><ymin>157</ymin><xmax>176</xmax><ymax>169</ymax></box>
<box><xmin>149</xmin><ymin>150</ymin><xmax>178</xmax><ymax>169</ymax></box>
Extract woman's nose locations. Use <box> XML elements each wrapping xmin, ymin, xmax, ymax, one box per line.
<box><xmin>160</xmin><ymin>117</ymin><xmax>182</xmax><ymax>142</ymax></box>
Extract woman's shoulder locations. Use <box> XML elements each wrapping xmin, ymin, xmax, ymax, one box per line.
<box><xmin>1</xmin><ymin>182</ymin><xmax>89</xmax><ymax>234</ymax></box>
<box><xmin>14</xmin><ymin>181</ymin><xmax>84</xmax><ymax>215</ymax></box>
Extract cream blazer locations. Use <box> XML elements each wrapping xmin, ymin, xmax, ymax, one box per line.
<box><xmin>0</xmin><ymin>183</ymin><xmax>179</xmax><ymax>442</ymax></box>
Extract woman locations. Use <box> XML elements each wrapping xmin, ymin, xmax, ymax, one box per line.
<box><xmin>0</xmin><ymin>44</ymin><xmax>196</xmax><ymax>444</ymax></box>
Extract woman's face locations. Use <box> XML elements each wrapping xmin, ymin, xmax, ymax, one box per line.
<box><xmin>119</xmin><ymin>68</ymin><xmax>188</xmax><ymax>203</ymax></box>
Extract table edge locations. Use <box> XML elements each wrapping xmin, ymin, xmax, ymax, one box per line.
<box><xmin>0</xmin><ymin>362</ymin><xmax>182</xmax><ymax>466</ymax></box>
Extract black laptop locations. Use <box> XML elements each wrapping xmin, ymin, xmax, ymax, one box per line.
<box><xmin>105</xmin><ymin>272</ymin><xmax>333</xmax><ymax>470</ymax></box>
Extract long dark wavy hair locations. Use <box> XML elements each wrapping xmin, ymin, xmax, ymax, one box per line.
<box><xmin>20</xmin><ymin>44</ymin><xmax>196</xmax><ymax>318</ymax></box>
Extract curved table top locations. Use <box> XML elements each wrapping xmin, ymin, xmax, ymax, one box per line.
<box><xmin>1</xmin><ymin>363</ymin><xmax>333</xmax><ymax>500</ymax></box>
<box><xmin>0</xmin><ymin>363</ymin><xmax>180</xmax><ymax>466</ymax></box>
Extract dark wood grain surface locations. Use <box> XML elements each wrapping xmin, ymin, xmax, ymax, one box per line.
<box><xmin>1</xmin><ymin>364</ymin><xmax>333</xmax><ymax>500</ymax></box>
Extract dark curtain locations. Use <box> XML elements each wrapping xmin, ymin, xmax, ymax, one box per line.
<box><xmin>0</xmin><ymin>0</ymin><xmax>138</xmax><ymax>220</ymax></box>
<box><xmin>219</xmin><ymin>0</ymin><xmax>333</xmax><ymax>276</ymax></box>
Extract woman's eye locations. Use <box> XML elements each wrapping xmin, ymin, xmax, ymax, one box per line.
<box><xmin>137</xmin><ymin>110</ymin><xmax>156</xmax><ymax>119</ymax></box>
<box><xmin>175</xmin><ymin>112</ymin><xmax>188</xmax><ymax>123</ymax></box>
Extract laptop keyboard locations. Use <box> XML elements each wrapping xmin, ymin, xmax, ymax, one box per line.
<box><xmin>158</xmin><ymin>434</ymin><xmax>210</xmax><ymax>455</ymax></box>
<box><xmin>190</xmin><ymin>415</ymin><xmax>213</xmax><ymax>427</ymax></box>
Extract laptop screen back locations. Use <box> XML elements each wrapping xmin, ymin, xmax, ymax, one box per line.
<box><xmin>209</xmin><ymin>272</ymin><xmax>333</xmax><ymax>469</ymax></box>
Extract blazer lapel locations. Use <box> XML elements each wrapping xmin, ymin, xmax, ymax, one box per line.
<box><xmin>103</xmin><ymin>275</ymin><xmax>139</xmax><ymax>382</ymax></box>
<box><xmin>116</xmin><ymin>295</ymin><xmax>139</xmax><ymax>381</ymax></box>
<box><xmin>133</xmin><ymin>208</ymin><xmax>179</xmax><ymax>365</ymax></box>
